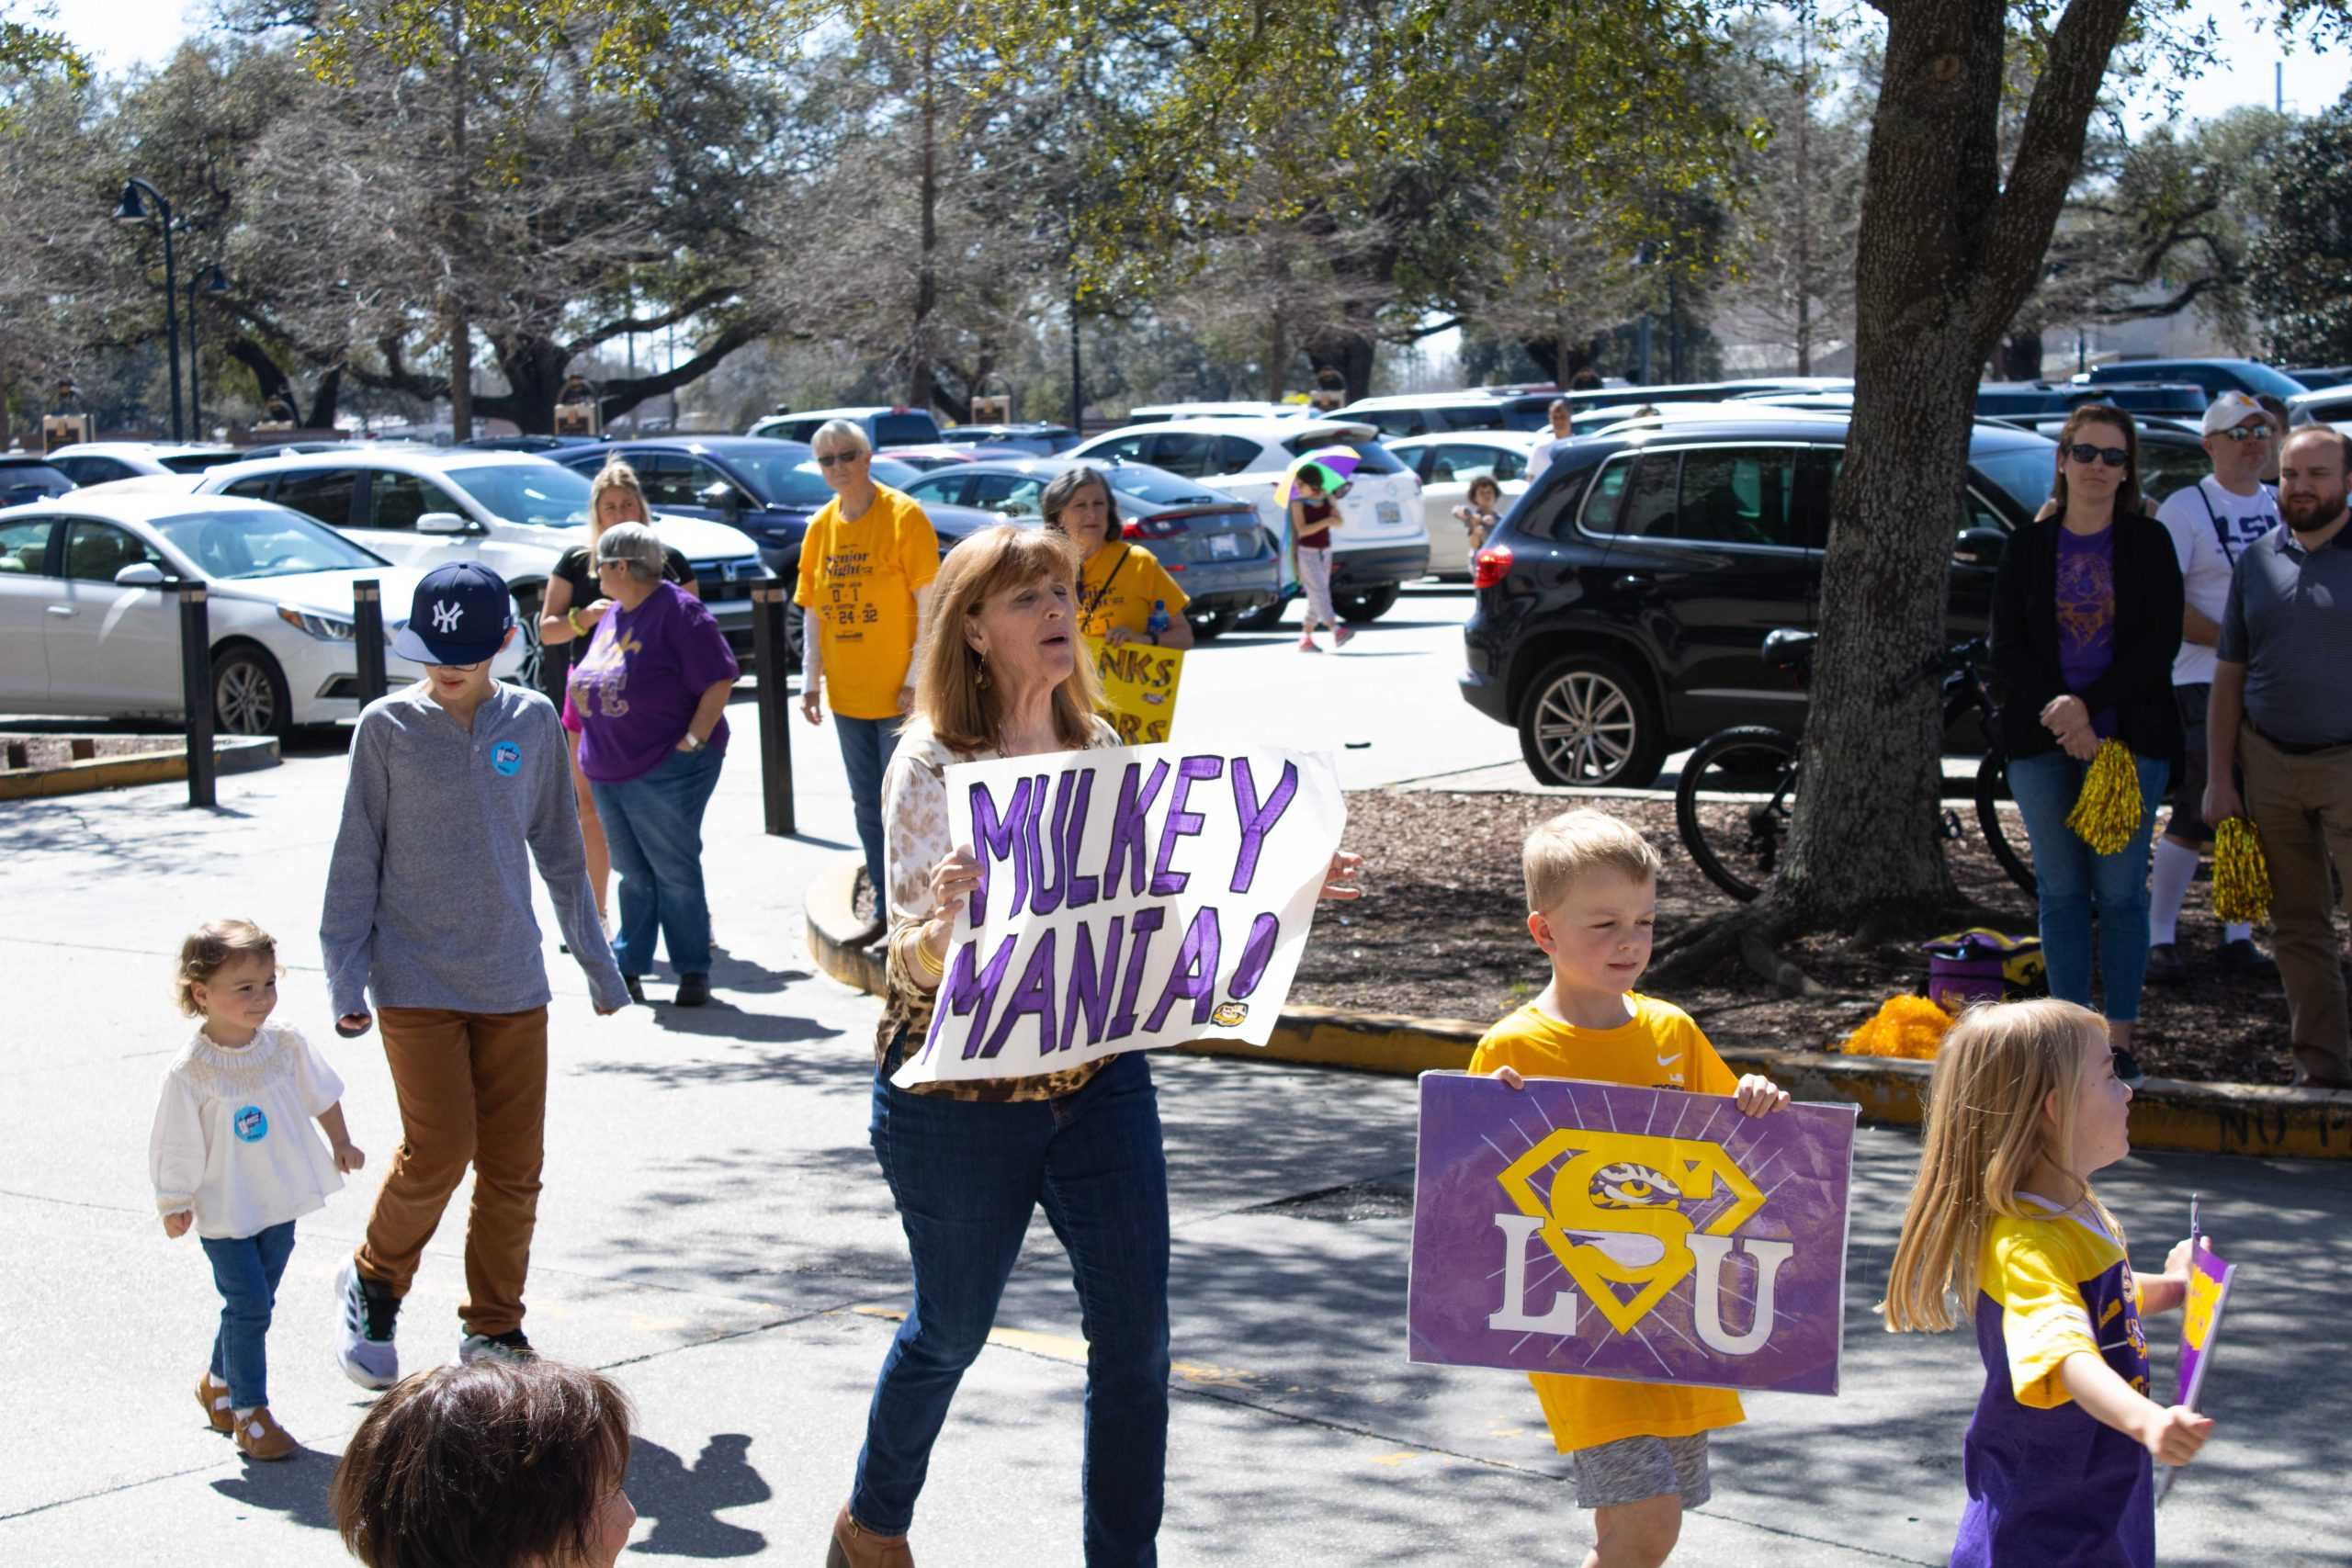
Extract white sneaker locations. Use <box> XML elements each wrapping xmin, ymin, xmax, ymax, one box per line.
<box><xmin>458</xmin><ymin>1327</ymin><xmax>537</xmax><ymax>1366</ymax></box>
<box><xmin>334</xmin><ymin>1258</ymin><xmax>401</xmax><ymax>1391</ymax></box>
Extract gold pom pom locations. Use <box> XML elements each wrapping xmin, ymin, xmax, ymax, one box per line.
<box><xmin>2211</xmin><ymin>816</ymin><xmax>2272</xmax><ymax>926</ymax></box>
<box><xmin>1840</xmin><ymin>994</ymin><xmax>1957</xmax><ymax>1060</ymax></box>
<box><xmin>2065</xmin><ymin>739</ymin><xmax>2143</xmax><ymax>856</ymax></box>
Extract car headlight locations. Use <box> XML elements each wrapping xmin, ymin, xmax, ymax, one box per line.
<box><xmin>277</xmin><ymin>606</ymin><xmax>356</xmax><ymax>640</ymax></box>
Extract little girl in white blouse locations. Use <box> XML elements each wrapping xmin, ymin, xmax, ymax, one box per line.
<box><xmin>150</xmin><ymin>919</ymin><xmax>363</xmax><ymax>1461</ymax></box>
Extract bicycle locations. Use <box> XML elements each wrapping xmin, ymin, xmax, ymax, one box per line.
<box><xmin>1673</xmin><ymin>630</ymin><xmax>2037</xmax><ymax>902</ymax></box>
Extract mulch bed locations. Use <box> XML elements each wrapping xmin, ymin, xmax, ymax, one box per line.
<box><xmin>1293</xmin><ymin>789</ymin><xmax>2305</xmax><ymax>1087</ymax></box>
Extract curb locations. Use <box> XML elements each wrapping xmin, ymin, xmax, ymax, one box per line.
<box><xmin>0</xmin><ymin>734</ymin><xmax>279</xmax><ymax>801</ymax></box>
<box><xmin>801</xmin><ymin>857</ymin><xmax>2352</xmax><ymax>1160</ymax></box>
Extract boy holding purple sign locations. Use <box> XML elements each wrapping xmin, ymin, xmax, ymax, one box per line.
<box><xmin>1470</xmin><ymin>808</ymin><xmax>1789</xmax><ymax>1568</ymax></box>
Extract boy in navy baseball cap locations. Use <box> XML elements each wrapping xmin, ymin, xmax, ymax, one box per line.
<box><xmin>322</xmin><ymin>559</ymin><xmax>629</xmax><ymax>1390</ymax></box>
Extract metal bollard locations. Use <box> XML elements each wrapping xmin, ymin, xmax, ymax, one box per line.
<box><xmin>175</xmin><ymin>578</ymin><xmax>216</xmax><ymax>808</ymax></box>
<box><xmin>749</xmin><ymin>583</ymin><xmax>797</xmax><ymax>836</ymax></box>
<box><xmin>352</xmin><ymin>579</ymin><xmax>389</xmax><ymax>706</ymax></box>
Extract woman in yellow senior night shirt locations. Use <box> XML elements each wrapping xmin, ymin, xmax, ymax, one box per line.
<box><xmin>797</xmin><ymin>418</ymin><xmax>940</xmax><ymax>930</ymax></box>
<box><xmin>1039</xmin><ymin>466</ymin><xmax>1196</xmax><ymax>650</ymax></box>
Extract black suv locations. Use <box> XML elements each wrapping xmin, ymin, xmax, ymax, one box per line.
<box><xmin>1459</xmin><ymin>415</ymin><xmax>2062</xmax><ymax>787</ymax></box>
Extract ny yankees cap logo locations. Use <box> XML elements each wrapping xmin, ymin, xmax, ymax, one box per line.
<box><xmin>393</xmin><ymin>561</ymin><xmax>514</xmax><ymax>669</ymax></box>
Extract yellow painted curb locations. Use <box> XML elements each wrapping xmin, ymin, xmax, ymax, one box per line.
<box><xmin>800</xmin><ymin>858</ymin><xmax>2352</xmax><ymax>1160</ymax></box>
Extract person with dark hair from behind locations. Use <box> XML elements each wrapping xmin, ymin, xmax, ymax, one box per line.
<box><xmin>332</xmin><ymin>1359</ymin><xmax>637</xmax><ymax>1568</ymax></box>
<box><xmin>2255</xmin><ymin>394</ymin><xmax>2290</xmax><ymax>486</ymax></box>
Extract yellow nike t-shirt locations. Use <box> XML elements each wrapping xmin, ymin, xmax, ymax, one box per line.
<box><xmin>1076</xmin><ymin>543</ymin><xmax>1188</xmax><ymax>641</ymax></box>
<box><xmin>1465</xmin><ymin>994</ymin><xmax>1746</xmax><ymax>1452</ymax></box>
<box><xmin>796</xmin><ymin>485</ymin><xmax>940</xmax><ymax>720</ymax></box>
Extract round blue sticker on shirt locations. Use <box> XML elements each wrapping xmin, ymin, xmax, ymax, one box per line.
<box><xmin>232</xmin><ymin>1105</ymin><xmax>269</xmax><ymax>1143</ymax></box>
<box><xmin>491</xmin><ymin>740</ymin><xmax>522</xmax><ymax>776</ymax></box>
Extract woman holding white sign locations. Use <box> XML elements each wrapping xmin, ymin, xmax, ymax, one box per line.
<box><xmin>827</xmin><ymin>524</ymin><xmax>1357</xmax><ymax>1568</ymax></box>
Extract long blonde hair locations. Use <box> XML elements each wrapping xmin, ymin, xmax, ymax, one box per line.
<box><xmin>913</xmin><ymin>525</ymin><xmax>1102</xmax><ymax>754</ymax></box>
<box><xmin>588</xmin><ymin>459</ymin><xmax>650</xmax><ymax>537</ymax></box>
<box><xmin>1881</xmin><ymin>998</ymin><xmax>2120</xmax><ymax>1333</ymax></box>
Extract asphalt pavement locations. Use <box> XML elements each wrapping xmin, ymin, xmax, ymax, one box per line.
<box><xmin>5</xmin><ymin>589</ymin><xmax>2346</xmax><ymax>1566</ymax></box>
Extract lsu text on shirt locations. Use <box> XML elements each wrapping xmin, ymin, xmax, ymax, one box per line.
<box><xmin>1077</xmin><ymin>543</ymin><xmax>1189</xmax><ymax>641</ymax></box>
<box><xmin>796</xmin><ymin>485</ymin><xmax>940</xmax><ymax>720</ymax></box>
<box><xmin>1955</xmin><ymin>1198</ymin><xmax>2154</xmax><ymax>1568</ymax></box>
<box><xmin>1465</xmin><ymin>994</ymin><xmax>1745</xmax><ymax>1452</ymax></box>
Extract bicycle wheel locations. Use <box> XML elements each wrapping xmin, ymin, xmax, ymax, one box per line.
<box><xmin>1974</xmin><ymin>750</ymin><xmax>2038</xmax><ymax>897</ymax></box>
<box><xmin>1676</xmin><ymin>727</ymin><xmax>1801</xmax><ymax>902</ymax></box>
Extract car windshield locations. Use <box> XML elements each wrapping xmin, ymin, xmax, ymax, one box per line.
<box><xmin>158</xmin><ymin>452</ymin><xmax>245</xmax><ymax>474</ymax></box>
<box><xmin>869</xmin><ymin>457</ymin><xmax>922</xmax><ymax>488</ymax></box>
<box><xmin>1091</xmin><ymin>465</ymin><xmax>1226</xmax><ymax>506</ymax></box>
<box><xmin>1278</xmin><ymin>434</ymin><xmax>1408</xmax><ymax>475</ymax></box>
<box><xmin>710</xmin><ymin>448</ymin><xmax>834</xmax><ymax>508</ymax></box>
<box><xmin>153</xmin><ymin>508</ymin><xmax>389</xmax><ymax>578</ymax></box>
<box><xmin>1970</xmin><ymin>443</ymin><xmax>2062</xmax><ymax>515</ymax></box>
<box><xmin>445</xmin><ymin>463</ymin><xmax>593</xmax><ymax>526</ymax></box>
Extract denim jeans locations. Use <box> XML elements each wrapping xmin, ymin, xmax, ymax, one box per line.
<box><xmin>2008</xmin><ymin>749</ymin><xmax>2169</xmax><ymax>1021</ymax></box>
<box><xmin>201</xmin><ymin>1220</ymin><xmax>297</xmax><ymax>1409</ymax></box>
<box><xmin>591</xmin><ymin>742</ymin><xmax>724</xmax><ymax>976</ymax></box>
<box><xmin>852</xmin><ymin>1051</ymin><xmax>1170</xmax><ymax>1565</ymax></box>
<box><xmin>837</xmin><ymin>715</ymin><xmax>903</xmax><ymax>909</ymax></box>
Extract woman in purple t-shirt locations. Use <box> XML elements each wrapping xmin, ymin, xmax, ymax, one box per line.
<box><xmin>569</xmin><ymin>523</ymin><xmax>741</xmax><ymax>1007</ymax></box>
<box><xmin>1989</xmin><ymin>405</ymin><xmax>2185</xmax><ymax>1081</ymax></box>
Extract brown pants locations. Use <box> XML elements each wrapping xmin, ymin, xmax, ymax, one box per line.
<box><xmin>2241</xmin><ymin>728</ymin><xmax>2352</xmax><ymax>1082</ymax></box>
<box><xmin>356</xmin><ymin>1006</ymin><xmax>549</xmax><ymax>1336</ymax></box>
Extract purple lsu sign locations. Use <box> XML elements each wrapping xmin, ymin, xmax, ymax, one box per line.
<box><xmin>1407</xmin><ymin>1072</ymin><xmax>1858</xmax><ymax>1396</ymax></box>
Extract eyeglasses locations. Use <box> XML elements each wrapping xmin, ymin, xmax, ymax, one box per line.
<box><xmin>2216</xmin><ymin>424</ymin><xmax>2275</xmax><ymax>443</ymax></box>
<box><xmin>814</xmin><ymin>449</ymin><xmax>866</xmax><ymax>468</ymax></box>
<box><xmin>2066</xmin><ymin>444</ymin><xmax>2130</xmax><ymax>468</ymax></box>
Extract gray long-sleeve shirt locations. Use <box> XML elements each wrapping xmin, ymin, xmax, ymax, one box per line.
<box><xmin>321</xmin><ymin>683</ymin><xmax>628</xmax><ymax>1018</ymax></box>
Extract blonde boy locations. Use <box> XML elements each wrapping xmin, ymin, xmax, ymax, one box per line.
<box><xmin>1469</xmin><ymin>807</ymin><xmax>1789</xmax><ymax>1568</ymax></box>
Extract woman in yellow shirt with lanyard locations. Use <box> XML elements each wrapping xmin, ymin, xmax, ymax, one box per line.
<box><xmin>1039</xmin><ymin>467</ymin><xmax>1197</xmax><ymax>649</ymax></box>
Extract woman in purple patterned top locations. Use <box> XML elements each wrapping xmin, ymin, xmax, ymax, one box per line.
<box><xmin>569</xmin><ymin>522</ymin><xmax>741</xmax><ymax>1008</ymax></box>
<box><xmin>1989</xmin><ymin>405</ymin><xmax>2185</xmax><ymax>1081</ymax></box>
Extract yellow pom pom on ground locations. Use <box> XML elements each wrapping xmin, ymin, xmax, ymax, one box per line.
<box><xmin>2066</xmin><ymin>738</ymin><xmax>2143</xmax><ymax>855</ymax></box>
<box><xmin>1840</xmin><ymin>994</ymin><xmax>1956</xmax><ymax>1060</ymax></box>
<box><xmin>2212</xmin><ymin>816</ymin><xmax>2272</xmax><ymax>926</ymax></box>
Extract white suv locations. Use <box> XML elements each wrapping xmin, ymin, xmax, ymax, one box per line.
<box><xmin>1066</xmin><ymin>417</ymin><xmax>1429</xmax><ymax>623</ymax></box>
<box><xmin>196</xmin><ymin>449</ymin><xmax>767</xmax><ymax>688</ymax></box>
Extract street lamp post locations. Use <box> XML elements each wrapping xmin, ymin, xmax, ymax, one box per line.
<box><xmin>114</xmin><ymin>177</ymin><xmax>184</xmax><ymax>442</ymax></box>
<box><xmin>187</xmin><ymin>265</ymin><xmax>229</xmax><ymax>441</ymax></box>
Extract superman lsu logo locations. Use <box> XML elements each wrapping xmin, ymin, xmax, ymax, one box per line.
<box><xmin>1496</xmin><ymin>1128</ymin><xmax>1765</xmax><ymax>1337</ymax></box>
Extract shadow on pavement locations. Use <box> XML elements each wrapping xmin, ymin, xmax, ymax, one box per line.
<box><xmin>626</xmin><ymin>1433</ymin><xmax>772</xmax><ymax>1558</ymax></box>
<box><xmin>209</xmin><ymin>1446</ymin><xmax>342</xmax><ymax>1533</ymax></box>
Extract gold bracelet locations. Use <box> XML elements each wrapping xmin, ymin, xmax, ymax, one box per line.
<box><xmin>567</xmin><ymin>607</ymin><xmax>587</xmax><ymax>637</ymax></box>
<box><xmin>915</xmin><ymin>931</ymin><xmax>947</xmax><ymax>976</ymax></box>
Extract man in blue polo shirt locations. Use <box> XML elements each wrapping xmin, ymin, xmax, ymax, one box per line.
<box><xmin>2206</xmin><ymin>426</ymin><xmax>2352</xmax><ymax>1089</ymax></box>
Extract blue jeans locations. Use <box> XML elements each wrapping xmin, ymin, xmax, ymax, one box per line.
<box><xmin>852</xmin><ymin>1050</ymin><xmax>1170</xmax><ymax>1565</ymax></box>
<box><xmin>201</xmin><ymin>1221</ymin><xmax>296</xmax><ymax>1409</ymax></box>
<box><xmin>2007</xmin><ymin>749</ymin><xmax>2169</xmax><ymax>1022</ymax></box>
<box><xmin>837</xmin><ymin>715</ymin><xmax>902</xmax><ymax>912</ymax></box>
<box><xmin>591</xmin><ymin>742</ymin><xmax>724</xmax><ymax>976</ymax></box>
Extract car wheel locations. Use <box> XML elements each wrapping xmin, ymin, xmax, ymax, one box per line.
<box><xmin>1186</xmin><ymin>606</ymin><xmax>1238</xmax><ymax>642</ymax></box>
<box><xmin>1516</xmin><ymin>652</ymin><xmax>1665</xmax><ymax>788</ymax></box>
<box><xmin>1336</xmin><ymin>583</ymin><xmax>1401</xmax><ymax>622</ymax></box>
<box><xmin>509</xmin><ymin>587</ymin><xmax>545</xmax><ymax>692</ymax></box>
<box><xmin>1236</xmin><ymin>597</ymin><xmax>1289</xmax><ymax>632</ymax></box>
<box><xmin>211</xmin><ymin>643</ymin><xmax>290</xmax><ymax>738</ymax></box>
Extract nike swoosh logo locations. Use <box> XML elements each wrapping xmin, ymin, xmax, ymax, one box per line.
<box><xmin>1655</xmin><ymin>1053</ymin><xmax>1677</xmax><ymax>1066</ymax></box>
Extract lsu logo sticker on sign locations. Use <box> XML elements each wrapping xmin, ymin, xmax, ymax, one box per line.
<box><xmin>1407</xmin><ymin>1072</ymin><xmax>1857</xmax><ymax>1396</ymax></box>
<box><xmin>491</xmin><ymin>740</ymin><xmax>522</xmax><ymax>776</ymax></box>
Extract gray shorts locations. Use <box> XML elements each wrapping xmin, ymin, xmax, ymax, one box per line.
<box><xmin>2165</xmin><ymin>683</ymin><xmax>2213</xmax><ymax>845</ymax></box>
<box><xmin>1568</xmin><ymin>1432</ymin><xmax>1713</xmax><ymax>1510</ymax></box>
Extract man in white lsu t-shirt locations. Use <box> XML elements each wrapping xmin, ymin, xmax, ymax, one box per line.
<box><xmin>2147</xmin><ymin>390</ymin><xmax>2284</xmax><ymax>985</ymax></box>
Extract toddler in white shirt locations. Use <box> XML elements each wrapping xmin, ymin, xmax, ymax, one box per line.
<box><xmin>150</xmin><ymin>919</ymin><xmax>363</xmax><ymax>1461</ymax></box>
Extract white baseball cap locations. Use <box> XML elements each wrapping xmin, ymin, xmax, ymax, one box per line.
<box><xmin>2201</xmin><ymin>390</ymin><xmax>2269</xmax><ymax>436</ymax></box>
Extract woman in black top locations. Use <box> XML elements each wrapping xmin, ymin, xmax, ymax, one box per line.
<box><xmin>1989</xmin><ymin>404</ymin><xmax>2184</xmax><ymax>1077</ymax></box>
<box><xmin>537</xmin><ymin>458</ymin><xmax>695</xmax><ymax>931</ymax></box>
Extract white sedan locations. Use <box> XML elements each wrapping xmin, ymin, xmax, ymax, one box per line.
<box><xmin>0</xmin><ymin>492</ymin><xmax>519</xmax><ymax>735</ymax></box>
<box><xmin>1383</xmin><ymin>431</ymin><xmax>1548</xmax><ymax>576</ymax></box>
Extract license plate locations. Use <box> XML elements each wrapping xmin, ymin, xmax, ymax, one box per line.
<box><xmin>1209</xmin><ymin>533</ymin><xmax>1240</xmax><ymax>558</ymax></box>
<box><xmin>1377</xmin><ymin>501</ymin><xmax>1401</xmax><ymax>524</ymax></box>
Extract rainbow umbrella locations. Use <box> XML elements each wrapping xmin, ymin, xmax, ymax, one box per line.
<box><xmin>1275</xmin><ymin>446</ymin><xmax>1363</xmax><ymax>506</ymax></box>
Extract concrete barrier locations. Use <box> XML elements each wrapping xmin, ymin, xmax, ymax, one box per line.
<box><xmin>802</xmin><ymin>856</ymin><xmax>2352</xmax><ymax>1160</ymax></box>
<box><xmin>0</xmin><ymin>733</ymin><xmax>278</xmax><ymax>801</ymax></box>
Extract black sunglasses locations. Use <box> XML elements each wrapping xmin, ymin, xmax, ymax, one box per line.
<box><xmin>2215</xmin><ymin>424</ymin><xmax>2275</xmax><ymax>444</ymax></box>
<box><xmin>814</xmin><ymin>449</ymin><xmax>866</xmax><ymax>468</ymax></box>
<box><xmin>2066</xmin><ymin>443</ymin><xmax>2130</xmax><ymax>468</ymax></box>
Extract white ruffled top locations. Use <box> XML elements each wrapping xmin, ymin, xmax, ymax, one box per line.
<box><xmin>149</xmin><ymin>1021</ymin><xmax>346</xmax><ymax>1241</ymax></box>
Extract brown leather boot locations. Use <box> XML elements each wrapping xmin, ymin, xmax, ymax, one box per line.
<box><xmin>826</xmin><ymin>1503</ymin><xmax>913</xmax><ymax>1568</ymax></box>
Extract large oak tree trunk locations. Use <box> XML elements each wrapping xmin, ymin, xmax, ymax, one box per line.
<box><xmin>1664</xmin><ymin>0</ymin><xmax>2132</xmax><ymax>965</ymax></box>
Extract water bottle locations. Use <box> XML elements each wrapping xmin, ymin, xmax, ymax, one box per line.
<box><xmin>1146</xmin><ymin>599</ymin><xmax>1171</xmax><ymax>641</ymax></box>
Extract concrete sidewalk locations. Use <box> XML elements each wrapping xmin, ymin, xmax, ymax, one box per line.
<box><xmin>5</xmin><ymin>679</ymin><xmax>2347</xmax><ymax>1564</ymax></box>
